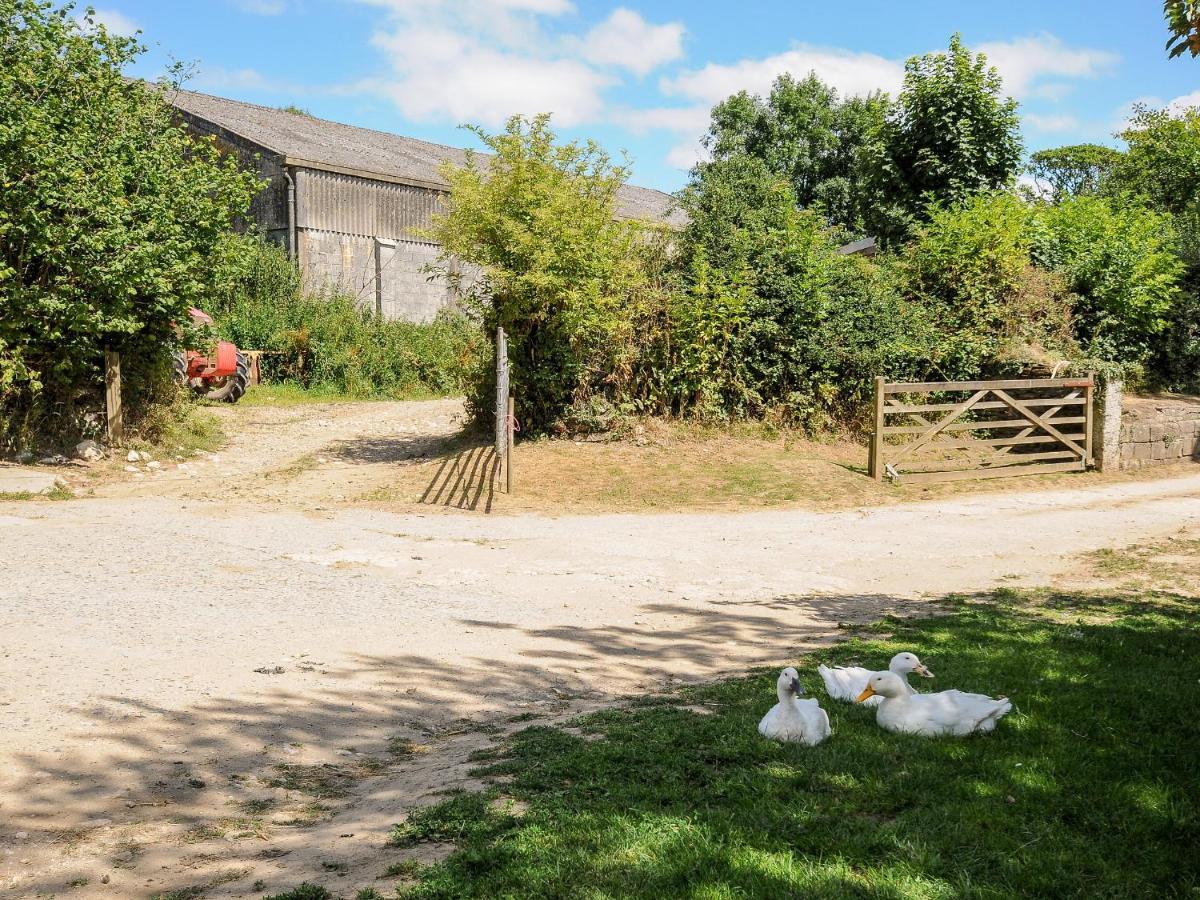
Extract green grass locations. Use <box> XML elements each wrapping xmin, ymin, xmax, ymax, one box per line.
<box><xmin>391</xmin><ymin>589</ymin><xmax>1200</xmax><ymax>899</ymax></box>
<box><xmin>236</xmin><ymin>382</ymin><xmax>392</xmax><ymax>407</ymax></box>
<box><xmin>0</xmin><ymin>483</ymin><xmax>73</xmax><ymax>501</ymax></box>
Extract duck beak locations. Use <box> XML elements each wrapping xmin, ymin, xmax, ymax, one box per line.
<box><xmin>791</xmin><ymin>678</ymin><xmax>804</xmax><ymax>695</ymax></box>
<box><xmin>915</xmin><ymin>664</ymin><xmax>934</xmax><ymax>678</ymax></box>
<box><xmin>855</xmin><ymin>685</ymin><xmax>876</xmax><ymax>703</ymax></box>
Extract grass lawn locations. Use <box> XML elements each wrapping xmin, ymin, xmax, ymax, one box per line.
<box><xmin>370</xmin><ymin>418</ymin><xmax>1197</xmax><ymax>515</ymax></box>
<box><xmin>383</xmin><ymin>587</ymin><xmax>1199</xmax><ymax>899</ymax></box>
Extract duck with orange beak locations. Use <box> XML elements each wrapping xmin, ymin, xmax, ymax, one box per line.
<box><xmin>856</xmin><ymin>671</ymin><xmax>1011</xmax><ymax>737</ymax></box>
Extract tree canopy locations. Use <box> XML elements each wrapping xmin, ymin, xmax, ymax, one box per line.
<box><xmin>703</xmin><ymin>73</ymin><xmax>887</xmax><ymax>232</ymax></box>
<box><xmin>864</xmin><ymin>34</ymin><xmax>1023</xmax><ymax>243</ymax></box>
<box><xmin>1027</xmin><ymin>144</ymin><xmax>1124</xmax><ymax>202</ymax></box>
<box><xmin>1164</xmin><ymin>0</ymin><xmax>1200</xmax><ymax>58</ymax></box>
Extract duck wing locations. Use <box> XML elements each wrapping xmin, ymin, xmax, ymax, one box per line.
<box><xmin>818</xmin><ymin>664</ymin><xmax>881</xmax><ymax>707</ymax></box>
<box><xmin>797</xmin><ymin>697</ymin><xmax>832</xmax><ymax>745</ymax></box>
<box><xmin>913</xmin><ymin>690</ymin><xmax>1012</xmax><ymax>736</ymax></box>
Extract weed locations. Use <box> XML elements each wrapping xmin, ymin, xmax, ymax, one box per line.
<box><xmin>267</xmin><ymin>764</ymin><xmax>353</xmax><ymax>799</ymax></box>
<box><xmin>381</xmin><ymin>859</ymin><xmax>424</xmax><ymax>879</ymax></box>
<box><xmin>261</xmin><ymin>885</ymin><xmax>331</xmax><ymax>900</ymax></box>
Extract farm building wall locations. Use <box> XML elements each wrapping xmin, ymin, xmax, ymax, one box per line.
<box><xmin>292</xmin><ymin>168</ymin><xmax>456</xmax><ymax>323</ymax></box>
<box><xmin>297</xmin><ymin>230</ymin><xmax>452</xmax><ymax>323</ymax></box>
<box><xmin>175</xmin><ymin>109</ymin><xmax>290</xmax><ymax>247</ymax></box>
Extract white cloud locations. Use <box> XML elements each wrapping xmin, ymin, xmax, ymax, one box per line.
<box><xmin>233</xmin><ymin>0</ymin><xmax>287</xmax><ymax>13</ymax></box>
<box><xmin>613</xmin><ymin>104</ymin><xmax>710</xmax><ymax>135</ymax></box>
<box><xmin>356</xmin><ymin>1</ymin><xmax>691</xmax><ymax>128</ymax></box>
<box><xmin>977</xmin><ymin>34</ymin><xmax>1118</xmax><ymax>99</ymax></box>
<box><xmin>1024</xmin><ymin>113</ymin><xmax>1079</xmax><ymax>132</ymax></box>
<box><xmin>369</xmin><ymin>23</ymin><xmax>612</xmax><ymax>127</ymax></box>
<box><xmin>1165</xmin><ymin>89</ymin><xmax>1200</xmax><ymax>113</ymax></box>
<box><xmin>581</xmin><ymin>8</ymin><xmax>685</xmax><ymax>76</ymax></box>
<box><xmin>665</xmin><ymin>139</ymin><xmax>708</xmax><ymax>171</ymax></box>
<box><xmin>192</xmin><ymin>66</ymin><xmax>280</xmax><ymax>92</ymax></box>
<box><xmin>75</xmin><ymin>7</ymin><xmax>139</xmax><ymax>36</ymax></box>
<box><xmin>662</xmin><ymin>44</ymin><xmax>904</xmax><ymax>106</ymax></box>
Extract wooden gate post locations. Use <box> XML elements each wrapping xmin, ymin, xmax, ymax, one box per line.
<box><xmin>1083</xmin><ymin>372</ymin><xmax>1095</xmax><ymax>468</ymax></box>
<box><xmin>869</xmin><ymin>376</ymin><xmax>885</xmax><ymax>481</ymax></box>
<box><xmin>104</xmin><ymin>349</ymin><xmax>123</xmax><ymax>445</ymax></box>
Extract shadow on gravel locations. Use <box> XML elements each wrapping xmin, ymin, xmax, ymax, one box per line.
<box><xmin>2</xmin><ymin>591</ymin><xmax>909</xmax><ymax>897</ymax></box>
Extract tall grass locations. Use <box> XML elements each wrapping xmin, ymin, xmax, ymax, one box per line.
<box><xmin>212</xmin><ymin>235</ymin><xmax>486</xmax><ymax>400</ymax></box>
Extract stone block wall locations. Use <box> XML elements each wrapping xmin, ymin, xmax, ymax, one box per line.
<box><xmin>1119</xmin><ymin>396</ymin><xmax>1200</xmax><ymax>471</ymax></box>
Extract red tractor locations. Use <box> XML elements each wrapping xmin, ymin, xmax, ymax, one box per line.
<box><xmin>174</xmin><ymin>308</ymin><xmax>251</xmax><ymax>403</ymax></box>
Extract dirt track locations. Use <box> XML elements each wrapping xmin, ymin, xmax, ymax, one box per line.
<box><xmin>2</xmin><ymin>399</ymin><xmax>1199</xmax><ymax>898</ymax></box>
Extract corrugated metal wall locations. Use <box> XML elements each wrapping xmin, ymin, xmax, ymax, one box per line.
<box><xmin>295</xmin><ymin>168</ymin><xmax>443</xmax><ymax>243</ymax></box>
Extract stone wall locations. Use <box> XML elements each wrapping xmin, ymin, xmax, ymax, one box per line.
<box><xmin>1119</xmin><ymin>395</ymin><xmax>1200</xmax><ymax>471</ymax></box>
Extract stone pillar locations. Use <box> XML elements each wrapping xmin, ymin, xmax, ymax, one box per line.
<box><xmin>1094</xmin><ymin>377</ymin><xmax>1123</xmax><ymax>472</ymax></box>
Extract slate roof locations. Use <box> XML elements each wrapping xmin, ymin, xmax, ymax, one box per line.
<box><xmin>169</xmin><ymin>88</ymin><xmax>685</xmax><ymax>227</ymax></box>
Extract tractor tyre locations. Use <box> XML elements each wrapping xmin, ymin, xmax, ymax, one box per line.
<box><xmin>203</xmin><ymin>350</ymin><xmax>250</xmax><ymax>403</ymax></box>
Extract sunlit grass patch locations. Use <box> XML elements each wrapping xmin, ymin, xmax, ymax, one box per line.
<box><xmin>395</xmin><ymin>590</ymin><xmax>1200</xmax><ymax>898</ymax></box>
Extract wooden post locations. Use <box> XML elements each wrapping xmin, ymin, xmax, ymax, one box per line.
<box><xmin>104</xmin><ymin>349</ymin><xmax>123</xmax><ymax>445</ymax></box>
<box><xmin>1083</xmin><ymin>372</ymin><xmax>1095</xmax><ymax>468</ymax></box>
<box><xmin>245</xmin><ymin>350</ymin><xmax>263</xmax><ymax>386</ymax></box>
<box><xmin>506</xmin><ymin>395</ymin><xmax>514</xmax><ymax>494</ymax></box>
<box><xmin>869</xmin><ymin>376</ymin><xmax>885</xmax><ymax>481</ymax></box>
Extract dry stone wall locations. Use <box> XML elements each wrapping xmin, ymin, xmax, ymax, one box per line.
<box><xmin>1119</xmin><ymin>396</ymin><xmax>1200</xmax><ymax>471</ymax></box>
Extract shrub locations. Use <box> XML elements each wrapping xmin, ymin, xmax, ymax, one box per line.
<box><xmin>426</xmin><ymin>114</ymin><xmax>657</xmax><ymax>434</ymax></box>
<box><xmin>1030</xmin><ymin>196</ymin><xmax>1184</xmax><ymax>363</ymax></box>
<box><xmin>896</xmin><ymin>192</ymin><xmax>1078</xmax><ymax>378</ymax></box>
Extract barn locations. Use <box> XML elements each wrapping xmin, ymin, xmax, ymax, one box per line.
<box><xmin>170</xmin><ymin>89</ymin><xmax>684</xmax><ymax>322</ymax></box>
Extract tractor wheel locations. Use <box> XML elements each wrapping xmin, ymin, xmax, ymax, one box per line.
<box><xmin>203</xmin><ymin>350</ymin><xmax>250</xmax><ymax>403</ymax></box>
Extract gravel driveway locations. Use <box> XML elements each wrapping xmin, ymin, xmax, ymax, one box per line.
<box><xmin>2</xmin><ymin>398</ymin><xmax>1198</xmax><ymax>898</ymax></box>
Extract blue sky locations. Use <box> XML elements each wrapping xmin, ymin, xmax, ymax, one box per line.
<box><xmin>85</xmin><ymin>0</ymin><xmax>1199</xmax><ymax>192</ymax></box>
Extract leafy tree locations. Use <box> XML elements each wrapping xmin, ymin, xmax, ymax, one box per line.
<box><xmin>704</xmin><ymin>73</ymin><xmax>888</xmax><ymax>231</ymax></box>
<box><xmin>1027</xmin><ymin>144</ymin><xmax>1124</xmax><ymax>202</ymax></box>
<box><xmin>1164</xmin><ymin>0</ymin><xmax>1200</xmax><ymax>58</ymax></box>
<box><xmin>0</xmin><ymin>0</ymin><xmax>260</xmax><ymax>446</ymax></box>
<box><xmin>1031</xmin><ymin>196</ymin><xmax>1184</xmax><ymax>363</ymax></box>
<box><xmin>865</xmin><ymin>34</ymin><xmax>1023</xmax><ymax>244</ymax></box>
<box><xmin>427</xmin><ymin>114</ymin><xmax>657</xmax><ymax>434</ymax></box>
<box><xmin>1110</xmin><ymin>104</ymin><xmax>1200</xmax><ymax>217</ymax></box>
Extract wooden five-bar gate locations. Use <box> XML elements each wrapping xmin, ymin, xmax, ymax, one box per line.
<box><xmin>868</xmin><ymin>375</ymin><xmax>1095</xmax><ymax>485</ymax></box>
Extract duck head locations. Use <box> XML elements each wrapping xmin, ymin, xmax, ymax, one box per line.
<box><xmin>889</xmin><ymin>651</ymin><xmax>934</xmax><ymax>679</ymax></box>
<box><xmin>776</xmin><ymin>667</ymin><xmax>805</xmax><ymax>702</ymax></box>
<box><xmin>856</xmin><ymin>670</ymin><xmax>908</xmax><ymax>703</ymax></box>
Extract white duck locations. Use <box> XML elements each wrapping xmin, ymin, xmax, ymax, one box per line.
<box><xmin>855</xmin><ymin>671</ymin><xmax>1012</xmax><ymax>737</ymax></box>
<box><xmin>758</xmin><ymin>667</ymin><xmax>831</xmax><ymax>746</ymax></box>
<box><xmin>818</xmin><ymin>652</ymin><xmax>934</xmax><ymax>708</ymax></box>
